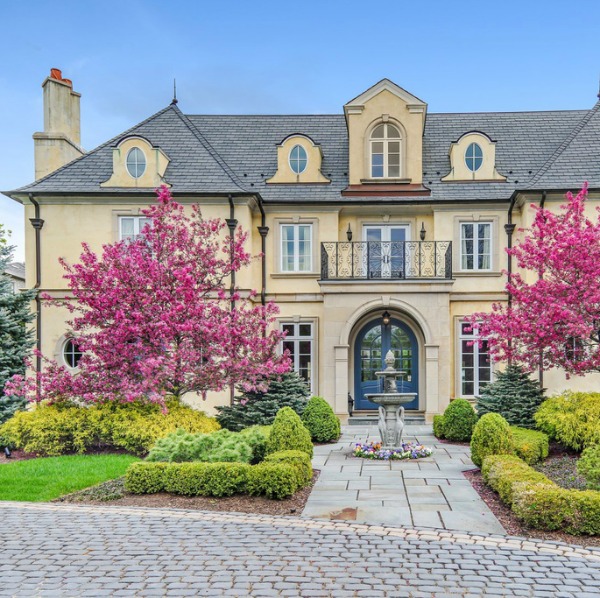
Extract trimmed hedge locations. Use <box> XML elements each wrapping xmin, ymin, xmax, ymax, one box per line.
<box><xmin>442</xmin><ymin>399</ymin><xmax>478</xmax><ymax>442</ymax></box>
<box><xmin>511</xmin><ymin>427</ymin><xmax>549</xmax><ymax>465</ymax></box>
<box><xmin>470</xmin><ymin>413</ymin><xmax>514</xmax><ymax>467</ymax></box>
<box><xmin>432</xmin><ymin>414</ymin><xmax>445</xmax><ymax>439</ymax></box>
<box><xmin>535</xmin><ymin>391</ymin><xmax>600</xmax><ymax>451</ymax></box>
<box><xmin>482</xmin><ymin>454</ymin><xmax>600</xmax><ymax>535</ymax></box>
<box><xmin>301</xmin><ymin>397</ymin><xmax>341</xmax><ymax>443</ymax></box>
<box><xmin>125</xmin><ymin>449</ymin><xmax>311</xmax><ymax>500</ymax></box>
<box><xmin>0</xmin><ymin>398</ymin><xmax>220</xmax><ymax>456</ymax></box>
<box><xmin>267</xmin><ymin>407</ymin><xmax>313</xmax><ymax>457</ymax></box>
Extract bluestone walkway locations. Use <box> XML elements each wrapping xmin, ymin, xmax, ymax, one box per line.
<box><xmin>1</xmin><ymin>502</ymin><xmax>600</xmax><ymax>597</ymax></box>
<box><xmin>303</xmin><ymin>424</ymin><xmax>505</xmax><ymax>534</ymax></box>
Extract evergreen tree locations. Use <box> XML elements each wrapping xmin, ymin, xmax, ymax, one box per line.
<box><xmin>216</xmin><ymin>372</ymin><xmax>310</xmax><ymax>431</ymax></box>
<box><xmin>0</xmin><ymin>225</ymin><xmax>35</xmax><ymax>424</ymax></box>
<box><xmin>476</xmin><ymin>364</ymin><xmax>545</xmax><ymax>429</ymax></box>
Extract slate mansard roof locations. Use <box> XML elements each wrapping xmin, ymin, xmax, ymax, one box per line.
<box><xmin>7</xmin><ymin>98</ymin><xmax>600</xmax><ymax>204</ymax></box>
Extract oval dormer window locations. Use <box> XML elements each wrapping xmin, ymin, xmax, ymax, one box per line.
<box><xmin>289</xmin><ymin>145</ymin><xmax>308</xmax><ymax>174</ymax></box>
<box><xmin>465</xmin><ymin>142</ymin><xmax>483</xmax><ymax>172</ymax></box>
<box><xmin>126</xmin><ymin>147</ymin><xmax>146</xmax><ymax>178</ymax></box>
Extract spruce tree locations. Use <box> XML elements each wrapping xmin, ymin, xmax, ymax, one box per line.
<box><xmin>0</xmin><ymin>225</ymin><xmax>36</xmax><ymax>424</ymax></box>
<box><xmin>216</xmin><ymin>371</ymin><xmax>310</xmax><ymax>431</ymax></box>
<box><xmin>476</xmin><ymin>364</ymin><xmax>545</xmax><ymax>429</ymax></box>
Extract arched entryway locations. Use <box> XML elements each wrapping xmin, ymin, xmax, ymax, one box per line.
<box><xmin>353</xmin><ymin>316</ymin><xmax>419</xmax><ymax>410</ymax></box>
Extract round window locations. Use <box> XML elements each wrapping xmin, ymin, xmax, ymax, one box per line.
<box><xmin>465</xmin><ymin>142</ymin><xmax>483</xmax><ymax>172</ymax></box>
<box><xmin>63</xmin><ymin>339</ymin><xmax>83</xmax><ymax>369</ymax></box>
<box><xmin>126</xmin><ymin>147</ymin><xmax>146</xmax><ymax>178</ymax></box>
<box><xmin>289</xmin><ymin>145</ymin><xmax>308</xmax><ymax>174</ymax></box>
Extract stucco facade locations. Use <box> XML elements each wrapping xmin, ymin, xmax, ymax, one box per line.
<box><xmin>7</xmin><ymin>72</ymin><xmax>600</xmax><ymax>421</ymax></box>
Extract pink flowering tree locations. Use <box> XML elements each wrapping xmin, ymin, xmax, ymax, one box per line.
<box><xmin>471</xmin><ymin>183</ymin><xmax>600</xmax><ymax>375</ymax></box>
<box><xmin>7</xmin><ymin>186</ymin><xmax>289</xmax><ymax>405</ymax></box>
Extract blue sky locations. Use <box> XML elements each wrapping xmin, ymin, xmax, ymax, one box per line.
<box><xmin>1</xmin><ymin>0</ymin><xmax>600</xmax><ymax>261</ymax></box>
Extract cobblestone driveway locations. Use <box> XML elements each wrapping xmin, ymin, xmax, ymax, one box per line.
<box><xmin>1</xmin><ymin>503</ymin><xmax>599</xmax><ymax>597</ymax></box>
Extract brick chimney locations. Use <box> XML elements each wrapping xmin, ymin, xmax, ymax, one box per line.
<box><xmin>33</xmin><ymin>68</ymin><xmax>85</xmax><ymax>180</ymax></box>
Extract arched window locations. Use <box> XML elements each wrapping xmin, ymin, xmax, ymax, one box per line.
<box><xmin>370</xmin><ymin>123</ymin><xmax>401</xmax><ymax>178</ymax></box>
<box><xmin>63</xmin><ymin>338</ymin><xmax>83</xmax><ymax>369</ymax></box>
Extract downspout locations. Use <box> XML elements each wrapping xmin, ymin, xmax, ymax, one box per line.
<box><xmin>504</xmin><ymin>194</ymin><xmax>517</xmax><ymax>367</ymax></box>
<box><xmin>225</xmin><ymin>195</ymin><xmax>238</xmax><ymax>405</ymax></box>
<box><xmin>28</xmin><ymin>194</ymin><xmax>44</xmax><ymax>397</ymax></box>
<box><xmin>256</xmin><ymin>194</ymin><xmax>268</xmax><ymax>308</ymax></box>
<box><xmin>538</xmin><ymin>191</ymin><xmax>547</xmax><ymax>389</ymax></box>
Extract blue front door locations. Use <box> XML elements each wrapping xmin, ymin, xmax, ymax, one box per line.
<box><xmin>354</xmin><ymin>318</ymin><xmax>419</xmax><ymax>410</ymax></box>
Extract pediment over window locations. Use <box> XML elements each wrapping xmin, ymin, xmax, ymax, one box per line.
<box><xmin>101</xmin><ymin>136</ymin><xmax>170</xmax><ymax>188</ymax></box>
<box><xmin>441</xmin><ymin>132</ymin><xmax>506</xmax><ymax>182</ymax></box>
<box><xmin>266</xmin><ymin>134</ymin><xmax>330</xmax><ymax>184</ymax></box>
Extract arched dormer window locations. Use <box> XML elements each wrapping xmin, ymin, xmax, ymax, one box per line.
<box><xmin>370</xmin><ymin>123</ymin><xmax>401</xmax><ymax>178</ymax></box>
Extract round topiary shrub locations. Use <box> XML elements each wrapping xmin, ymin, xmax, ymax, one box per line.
<box><xmin>432</xmin><ymin>414</ymin><xmax>445</xmax><ymax>439</ymax></box>
<box><xmin>301</xmin><ymin>397</ymin><xmax>341</xmax><ymax>442</ymax></box>
<box><xmin>442</xmin><ymin>399</ymin><xmax>478</xmax><ymax>442</ymax></box>
<box><xmin>266</xmin><ymin>407</ymin><xmax>313</xmax><ymax>458</ymax></box>
<box><xmin>470</xmin><ymin>412</ymin><xmax>514</xmax><ymax>467</ymax></box>
<box><xmin>577</xmin><ymin>444</ymin><xmax>600</xmax><ymax>490</ymax></box>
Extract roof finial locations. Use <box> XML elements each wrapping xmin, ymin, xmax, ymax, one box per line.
<box><xmin>171</xmin><ymin>78</ymin><xmax>178</xmax><ymax>105</ymax></box>
<box><xmin>597</xmin><ymin>74</ymin><xmax>600</xmax><ymax>99</ymax></box>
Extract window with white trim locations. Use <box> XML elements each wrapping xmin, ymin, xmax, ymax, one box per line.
<box><xmin>281</xmin><ymin>322</ymin><xmax>314</xmax><ymax>392</ymax></box>
<box><xmin>119</xmin><ymin>216</ymin><xmax>152</xmax><ymax>242</ymax></box>
<box><xmin>280</xmin><ymin>224</ymin><xmax>312</xmax><ymax>272</ymax></box>
<box><xmin>370</xmin><ymin>123</ymin><xmax>401</xmax><ymax>178</ymax></box>
<box><xmin>460</xmin><ymin>222</ymin><xmax>491</xmax><ymax>270</ymax></box>
<box><xmin>459</xmin><ymin>322</ymin><xmax>492</xmax><ymax>396</ymax></box>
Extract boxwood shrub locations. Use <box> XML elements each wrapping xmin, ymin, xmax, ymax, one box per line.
<box><xmin>267</xmin><ymin>407</ymin><xmax>313</xmax><ymax>457</ymax></box>
<box><xmin>441</xmin><ymin>399</ymin><xmax>478</xmax><ymax>442</ymax></box>
<box><xmin>432</xmin><ymin>414</ymin><xmax>445</xmax><ymax>439</ymax></box>
<box><xmin>301</xmin><ymin>397</ymin><xmax>341</xmax><ymax>443</ymax></box>
<box><xmin>470</xmin><ymin>413</ymin><xmax>514</xmax><ymax>467</ymax></box>
<box><xmin>511</xmin><ymin>427</ymin><xmax>549</xmax><ymax>465</ymax></box>
<box><xmin>125</xmin><ymin>449</ymin><xmax>310</xmax><ymax>500</ymax></box>
<box><xmin>482</xmin><ymin>454</ymin><xmax>600</xmax><ymax>535</ymax></box>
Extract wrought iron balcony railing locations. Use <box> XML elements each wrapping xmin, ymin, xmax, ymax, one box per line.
<box><xmin>320</xmin><ymin>241</ymin><xmax>453</xmax><ymax>280</ymax></box>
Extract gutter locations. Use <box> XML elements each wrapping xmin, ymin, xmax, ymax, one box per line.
<box><xmin>28</xmin><ymin>194</ymin><xmax>44</xmax><ymax>395</ymax></box>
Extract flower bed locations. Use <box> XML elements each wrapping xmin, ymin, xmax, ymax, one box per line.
<box><xmin>353</xmin><ymin>441</ymin><xmax>433</xmax><ymax>460</ymax></box>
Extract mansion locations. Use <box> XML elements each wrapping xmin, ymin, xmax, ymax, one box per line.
<box><xmin>6</xmin><ymin>70</ymin><xmax>600</xmax><ymax>421</ymax></box>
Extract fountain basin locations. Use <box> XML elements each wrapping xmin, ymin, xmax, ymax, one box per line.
<box><xmin>365</xmin><ymin>393</ymin><xmax>417</xmax><ymax>407</ymax></box>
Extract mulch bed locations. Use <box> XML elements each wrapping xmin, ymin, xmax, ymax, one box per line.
<box><xmin>55</xmin><ymin>471</ymin><xmax>320</xmax><ymax>517</ymax></box>
<box><xmin>0</xmin><ymin>449</ymin><xmax>38</xmax><ymax>463</ymax></box>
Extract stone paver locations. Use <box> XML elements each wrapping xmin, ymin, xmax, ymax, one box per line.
<box><xmin>303</xmin><ymin>424</ymin><xmax>506</xmax><ymax>534</ymax></box>
<box><xmin>1</xmin><ymin>502</ymin><xmax>599</xmax><ymax>597</ymax></box>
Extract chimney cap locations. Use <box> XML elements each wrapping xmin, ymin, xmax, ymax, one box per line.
<box><xmin>49</xmin><ymin>68</ymin><xmax>72</xmax><ymax>87</ymax></box>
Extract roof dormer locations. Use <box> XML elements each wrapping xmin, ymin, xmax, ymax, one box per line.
<box><xmin>441</xmin><ymin>131</ymin><xmax>506</xmax><ymax>182</ymax></box>
<box><xmin>266</xmin><ymin>134</ymin><xmax>330</xmax><ymax>184</ymax></box>
<box><xmin>344</xmin><ymin>79</ymin><xmax>427</xmax><ymax>188</ymax></box>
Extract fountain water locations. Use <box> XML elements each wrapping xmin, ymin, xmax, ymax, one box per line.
<box><xmin>365</xmin><ymin>350</ymin><xmax>417</xmax><ymax>449</ymax></box>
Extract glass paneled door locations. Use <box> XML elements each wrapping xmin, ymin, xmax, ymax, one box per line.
<box><xmin>354</xmin><ymin>318</ymin><xmax>419</xmax><ymax>410</ymax></box>
<box><xmin>364</xmin><ymin>225</ymin><xmax>409</xmax><ymax>278</ymax></box>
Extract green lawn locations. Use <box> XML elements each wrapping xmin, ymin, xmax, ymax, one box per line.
<box><xmin>0</xmin><ymin>454</ymin><xmax>139</xmax><ymax>502</ymax></box>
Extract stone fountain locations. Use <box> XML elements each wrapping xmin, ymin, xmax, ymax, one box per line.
<box><xmin>365</xmin><ymin>350</ymin><xmax>417</xmax><ymax>449</ymax></box>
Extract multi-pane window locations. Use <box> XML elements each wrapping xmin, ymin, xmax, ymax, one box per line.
<box><xmin>126</xmin><ymin>147</ymin><xmax>146</xmax><ymax>178</ymax></box>
<box><xmin>63</xmin><ymin>338</ymin><xmax>83</xmax><ymax>369</ymax></box>
<box><xmin>280</xmin><ymin>224</ymin><xmax>312</xmax><ymax>272</ymax></box>
<box><xmin>281</xmin><ymin>322</ymin><xmax>314</xmax><ymax>392</ymax></box>
<box><xmin>370</xmin><ymin>123</ymin><xmax>401</xmax><ymax>178</ymax></box>
<box><xmin>289</xmin><ymin>145</ymin><xmax>308</xmax><ymax>174</ymax></box>
<box><xmin>465</xmin><ymin>142</ymin><xmax>483</xmax><ymax>172</ymax></box>
<box><xmin>119</xmin><ymin>216</ymin><xmax>152</xmax><ymax>241</ymax></box>
<box><xmin>459</xmin><ymin>322</ymin><xmax>491</xmax><ymax>396</ymax></box>
<box><xmin>460</xmin><ymin>222</ymin><xmax>491</xmax><ymax>270</ymax></box>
